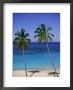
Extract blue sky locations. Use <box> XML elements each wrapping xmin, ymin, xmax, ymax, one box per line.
<box><xmin>13</xmin><ymin>13</ymin><xmax>60</xmax><ymax>42</ymax></box>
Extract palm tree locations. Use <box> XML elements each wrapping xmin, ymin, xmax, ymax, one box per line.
<box><xmin>34</xmin><ymin>24</ymin><xmax>58</xmax><ymax>77</ymax></box>
<box><xmin>14</xmin><ymin>28</ymin><xmax>30</xmax><ymax>77</ymax></box>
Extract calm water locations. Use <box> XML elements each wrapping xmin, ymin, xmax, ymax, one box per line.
<box><xmin>13</xmin><ymin>42</ymin><xmax>60</xmax><ymax>70</ymax></box>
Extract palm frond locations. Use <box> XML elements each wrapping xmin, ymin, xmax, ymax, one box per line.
<box><xmin>48</xmin><ymin>35</ymin><xmax>52</xmax><ymax>41</ymax></box>
<box><xmin>51</xmin><ymin>33</ymin><xmax>54</xmax><ymax>37</ymax></box>
<box><xmin>34</xmin><ymin>30</ymin><xmax>40</xmax><ymax>33</ymax></box>
<box><xmin>48</xmin><ymin>27</ymin><xmax>52</xmax><ymax>30</ymax></box>
<box><xmin>34</xmin><ymin>35</ymin><xmax>38</xmax><ymax>38</ymax></box>
<box><xmin>40</xmin><ymin>24</ymin><xmax>45</xmax><ymax>31</ymax></box>
<box><xmin>36</xmin><ymin>27</ymin><xmax>41</xmax><ymax>30</ymax></box>
<box><xmin>48</xmin><ymin>33</ymin><xmax>54</xmax><ymax>37</ymax></box>
<box><xmin>15</xmin><ymin>32</ymin><xmax>20</xmax><ymax>36</ymax></box>
<box><xmin>24</xmin><ymin>33</ymin><xmax>29</xmax><ymax>37</ymax></box>
<box><xmin>21</xmin><ymin>28</ymin><xmax>25</xmax><ymax>33</ymax></box>
<box><xmin>14</xmin><ymin>28</ymin><xmax>30</xmax><ymax>50</ymax></box>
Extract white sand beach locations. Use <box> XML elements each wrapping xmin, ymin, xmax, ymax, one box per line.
<box><xmin>13</xmin><ymin>69</ymin><xmax>60</xmax><ymax>77</ymax></box>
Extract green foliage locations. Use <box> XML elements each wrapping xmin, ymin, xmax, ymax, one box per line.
<box><xmin>14</xmin><ymin>28</ymin><xmax>30</xmax><ymax>50</ymax></box>
<box><xmin>34</xmin><ymin>24</ymin><xmax>54</xmax><ymax>43</ymax></box>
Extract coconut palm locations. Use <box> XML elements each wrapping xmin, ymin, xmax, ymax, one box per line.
<box><xmin>14</xmin><ymin>28</ymin><xmax>30</xmax><ymax>77</ymax></box>
<box><xmin>34</xmin><ymin>24</ymin><xmax>58</xmax><ymax>77</ymax></box>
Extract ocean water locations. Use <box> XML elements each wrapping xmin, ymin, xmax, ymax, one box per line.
<box><xmin>13</xmin><ymin>42</ymin><xmax>60</xmax><ymax>70</ymax></box>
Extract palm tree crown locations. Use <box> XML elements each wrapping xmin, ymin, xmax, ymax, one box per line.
<box><xmin>14</xmin><ymin>28</ymin><xmax>30</xmax><ymax>50</ymax></box>
<box><xmin>34</xmin><ymin>24</ymin><xmax>54</xmax><ymax>43</ymax></box>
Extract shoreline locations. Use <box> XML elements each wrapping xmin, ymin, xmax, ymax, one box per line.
<box><xmin>13</xmin><ymin>68</ymin><xmax>60</xmax><ymax>77</ymax></box>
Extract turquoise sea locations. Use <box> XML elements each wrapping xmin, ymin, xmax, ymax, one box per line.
<box><xmin>13</xmin><ymin>42</ymin><xmax>60</xmax><ymax>70</ymax></box>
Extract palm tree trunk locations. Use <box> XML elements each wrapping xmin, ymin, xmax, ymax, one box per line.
<box><xmin>46</xmin><ymin>30</ymin><xmax>58</xmax><ymax>77</ymax></box>
<box><xmin>46</xmin><ymin>42</ymin><xmax>58</xmax><ymax>77</ymax></box>
<box><xmin>23</xmin><ymin>48</ymin><xmax>27</xmax><ymax>77</ymax></box>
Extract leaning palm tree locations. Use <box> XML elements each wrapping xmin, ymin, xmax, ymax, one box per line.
<box><xmin>14</xmin><ymin>28</ymin><xmax>30</xmax><ymax>77</ymax></box>
<box><xmin>34</xmin><ymin>24</ymin><xmax>58</xmax><ymax>77</ymax></box>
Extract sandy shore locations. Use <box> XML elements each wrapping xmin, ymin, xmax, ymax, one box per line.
<box><xmin>13</xmin><ymin>69</ymin><xmax>60</xmax><ymax>77</ymax></box>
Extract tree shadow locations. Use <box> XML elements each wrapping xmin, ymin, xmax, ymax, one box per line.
<box><xmin>48</xmin><ymin>72</ymin><xmax>60</xmax><ymax>77</ymax></box>
<box><xmin>28</xmin><ymin>70</ymin><xmax>40</xmax><ymax>77</ymax></box>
